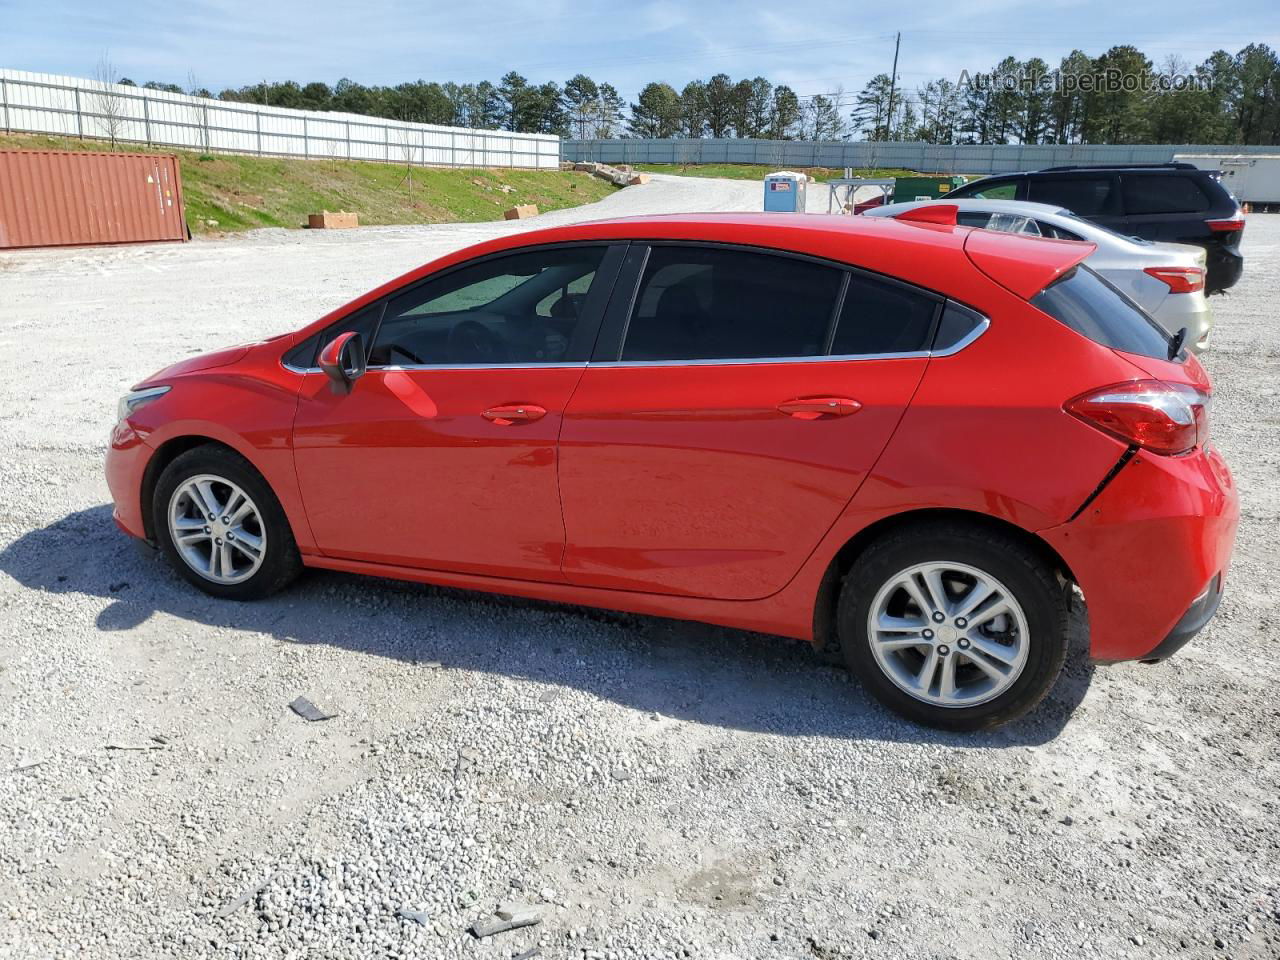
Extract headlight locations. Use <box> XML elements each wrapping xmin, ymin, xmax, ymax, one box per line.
<box><xmin>117</xmin><ymin>386</ymin><xmax>170</xmax><ymax>422</ymax></box>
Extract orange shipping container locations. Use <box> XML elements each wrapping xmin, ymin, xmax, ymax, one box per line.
<box><xmin>0</xmin><ymin>150</ymin><xmax>187</xmax><ymax>250</ymax></box>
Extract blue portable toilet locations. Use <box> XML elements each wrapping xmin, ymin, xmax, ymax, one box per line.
<box><xmin>763</xmin><ymin>171</ymin><xmax>807</xmax><ymax>213</ymax></box>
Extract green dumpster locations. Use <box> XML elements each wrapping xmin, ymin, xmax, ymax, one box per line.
<box><xmin>892</xmin><ymin>176</ymin><xmax>969</xmax><ymax>203</ymax></box>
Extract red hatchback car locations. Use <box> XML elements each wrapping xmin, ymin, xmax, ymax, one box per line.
<box><xmin>106</xmin><ymin>211</ymin><xmax>1238</xmax><ymax>730</ymax></box>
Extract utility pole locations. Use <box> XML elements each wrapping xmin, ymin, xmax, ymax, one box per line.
<box><xmin>885</xmin><ymin>31</ymin><xmax>901</xmax><ymax>141</ymax></box>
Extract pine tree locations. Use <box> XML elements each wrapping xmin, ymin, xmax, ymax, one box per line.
<box><xmin>563</xmin><ymin>74</ymin><xmax>599</xmax><ymax>140</ymax></box>
<box><xmin>629</xmin><ymin>82</ymin><xmax>682</xmax><ymax>138</ymax></box>
<box><xmin>498</xmin><ymin>72</ymin><xmax>531</xmax><ymax>131</ymax></box>
<box><xmin>679</xmin><ymin>80</ymin><xmax>708</xmax><ymax>137</ymax></box>
<box><xmin>803</xmin><ymin>94</ymin><xmax>845</xmax><ymax>141</ymax></box>
<box><xmin>768</xmin><ymin>86</ymin><xmax>801</xmax><ymax>140</ymax></box>
<box><xmin>1015</xmin><ymin>58</ymin><xmax>1050</xmax><ymax>144</ymax></box>
<box><xmin>704</xmin><ymin>74</ymin><xmax>735</xmax><ymax>138</ymax></box>
<box><xmin>852</xmin><ymin>74</ymin><xmax>894</xmax><ymax>140</ymax></box>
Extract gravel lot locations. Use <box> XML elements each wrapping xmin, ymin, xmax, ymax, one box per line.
<box><xmin>1</xmin><ymin>175</ymin><xmax>1277</xmax><ymax>960</ymax></box>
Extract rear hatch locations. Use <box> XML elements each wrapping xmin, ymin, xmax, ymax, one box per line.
<box><xmin>962</xmin><ymin>224</ymin><xmax>1208</xmax><ymax>395</ymax></box>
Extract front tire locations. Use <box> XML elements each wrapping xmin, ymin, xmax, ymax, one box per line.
<box><xmin>837</xmin><ymin>523</ymin><xmax>1069</xmax><ymax>731</ymax></box>
<box><xmin>153</xmin><ymin>445</ymin><xmax>301</xmax><ymax>600</ymax></box>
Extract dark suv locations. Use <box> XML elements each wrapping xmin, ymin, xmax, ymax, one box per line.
<box><xmin>948</xmin><ymin>163</ymin><xmax>1244</xmax><ymax>294</ymax></box>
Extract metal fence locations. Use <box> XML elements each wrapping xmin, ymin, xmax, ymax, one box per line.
<box><xmin>563</xmin><ymin>138</ymin><xmax>1277</xmax><ymax>174</ymax></box>
<box><xmin>0</xmin><ymin>69</ymin><xmax>560</xmax><ymax>169</ymax></box>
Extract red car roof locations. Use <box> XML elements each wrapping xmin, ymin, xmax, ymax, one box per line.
<box><xmin>498</xmin><ymin>213</ymin><xmax>1094</xmax><ymax>300</ymax></box>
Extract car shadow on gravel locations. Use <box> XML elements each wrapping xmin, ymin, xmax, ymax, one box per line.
<box><xmin>3</xmin><ymin>505</ymin><xmax>1095</xmax><ymax>747</ymax></box>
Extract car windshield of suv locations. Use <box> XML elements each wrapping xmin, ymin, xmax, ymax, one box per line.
<box><xmin>962</xmin><ymin>180</ymin><xmax>1018</xmax><ymax>200</ymax></box>
<box><xmin>1031</xmin><ymin>266</ymin><xmax>1174</xmax><ymax>360</ymax></box>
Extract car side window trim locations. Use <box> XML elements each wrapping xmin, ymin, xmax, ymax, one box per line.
<box><xmin>285</xmin><ymin>242</ymin><xmax>991</xmax><ymax>373</ymax></box>
<box><xmin>586</xmin><ymin>299</ymin><xmax>984</xmax><ymax>366</ymax></box>
<box><xmin>282</xmin><ymin>301</ymin><xmax>386</xmax><ymax>373</ymax></box>
<box><xmin>594</xmin><ymin>240</ymin><xmax>971</xmax><ymax>367</ymax></box>
<box><xmin>282</xmin><ymin>241</ymin><xmax>626</xmax><ymax>373</ymax></box>
<box><xmin>822</xmin><ymin>272</ymin><xmax>851</xmax><ymax>354</ymax></box>
<box><xmin>593</xmin><ymin>243</ymin><xmax>651</xmax><ymax>364</ymax></box>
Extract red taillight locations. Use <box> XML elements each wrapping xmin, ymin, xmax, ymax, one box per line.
<box><xmin>1205</xmin><ymin>212</ymin><xmax>1245</xmax><ymax>233</ymax></box>
<box><xmin>1066</xmin><ymin>380</ymin><xmax>1211</xmax><ymax>456</ymax></box>
<box><xmin>1143</xmin><ymin>265</ymin><xmax>1205</xmax><ymax>294</ymax></box>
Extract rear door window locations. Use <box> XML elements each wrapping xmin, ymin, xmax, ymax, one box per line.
<box><xmin>1031</xmin><ymin>266</ymin><xmax>1172</xmax><ymax>360</ymax></box>
<box><xmin>621</xmin><ymin>246</ymin><xmax>843</xmax><ymax>361</ymax></box>
<box><xmin>1027</xmin><ymin>176</ymin><xmax>1117</xmax><ymax>216</ymax></box>
<box><xmin>1122</xmin><ymin>175</ymin><xmax>1211</xmax><ymax>214</ymax></box>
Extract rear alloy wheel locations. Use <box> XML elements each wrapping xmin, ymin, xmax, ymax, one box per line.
<box><xmin>153</xmin><ymin>446</ymin><xmax>301</xmax><ymax>600</ymax></box>
<box><xmin>868</xmin><ymin>562</ymin><xmax>1029</xmax><ymax>708</ymax></box>
<box><xmin>838</xmin><ymin>524</ymin><xmax>1068</xmax><ymax>731</ymax></box>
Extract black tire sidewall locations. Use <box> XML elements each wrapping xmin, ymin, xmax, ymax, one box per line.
<box><xmin>152</xmin><ymin>446</ymin><xmax>299</xmax><ymax>600</ymax></box>
<box><xmin>838</xmin><ymin>527</ymin><xmax>1068</xmax><ymax>731</ymax></box>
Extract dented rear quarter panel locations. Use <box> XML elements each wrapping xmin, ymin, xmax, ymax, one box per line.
<box><xmin>1041</xmin><ymin>443</ymin><xmax>1238</xmax><ymax>661</ymax></box>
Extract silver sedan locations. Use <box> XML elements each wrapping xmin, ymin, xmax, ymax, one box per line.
<box><xmin>865</xmin><ymin>198</ymin><xmax>1214</xmax><ymax>352</ymax></box>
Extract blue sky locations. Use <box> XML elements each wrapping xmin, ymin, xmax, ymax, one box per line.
<box><xmin>3</xmin><ymin>0</ymin><xmax>1277</xmax><ymax>108</ymax></box>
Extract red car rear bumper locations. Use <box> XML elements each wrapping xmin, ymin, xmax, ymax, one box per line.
<box><xmin>106</xmin><ymin>421</ymin><xmax>151</xmax><ymax>541</ymax></box>
<box><xmin>1040</xmin><ymin>444</ymin><xmax>1238</xmax><ymax>662</ymax></box>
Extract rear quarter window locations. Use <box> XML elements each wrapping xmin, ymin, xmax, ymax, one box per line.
<box><xmin>1121</xmin><ymin>175</ymin><xmax>1211</xmax><ymax>215</ymax></box>
<box><xmin>1031</xmin><ymin>266</ymin><xmax>1172</xmax><ymax>360</ymax></box>
<box><xmin>932</xmin><ymin>301</ymin><xmax>986</xmax><ymax>352</ymax></box>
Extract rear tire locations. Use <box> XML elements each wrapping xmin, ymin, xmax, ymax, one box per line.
<box><xmin>837</xmin><ymin>522</ymin><xmax>1068</xmax><ymax>731</ymax></box>
<box><xmin>153</xmin><ymin>445</ymin><xmax>302</xmax><ymax>600</ymax></box>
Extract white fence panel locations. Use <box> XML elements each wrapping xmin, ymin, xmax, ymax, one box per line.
<box><xmin>0</xmin><ymin>68</ymin><xmax>560</xmax><ymax>169</ymax></box>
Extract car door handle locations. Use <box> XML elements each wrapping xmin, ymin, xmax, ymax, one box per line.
<box><xmin>777</xmin><ymin>397</ymin><xmax>863</xmax><ymax>420</ymax></box>
<box><xmin>482</xmin><ymin>404</ymin><xmax>547</xmax><ymax>425</ymax></box>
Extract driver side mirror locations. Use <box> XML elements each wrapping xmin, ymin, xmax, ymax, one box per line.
<box><xmin>317</xmin><ymin>331</ymin><xmax>367</xmax><ymax>394</ymax></box>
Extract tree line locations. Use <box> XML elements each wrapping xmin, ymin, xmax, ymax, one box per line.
<box><xmin>119</xmin><ymin>42</ymin><xmax>1280</xmax><ymax>145</ymax></box>
<box><xmin>851</xmin><ymin>44</ymin><xmax>1280</xmax><ymax>145</ymax></box>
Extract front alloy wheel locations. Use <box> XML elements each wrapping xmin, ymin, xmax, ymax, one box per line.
<box><xmin>168</xmin><ymin>474</ymin><xmax>267</xmax><ymax>585</ymax></box>
<box><xmin>153</xmin><ymin>445</ymin><xmax>301</xmax><ymax>600</ymax></box>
